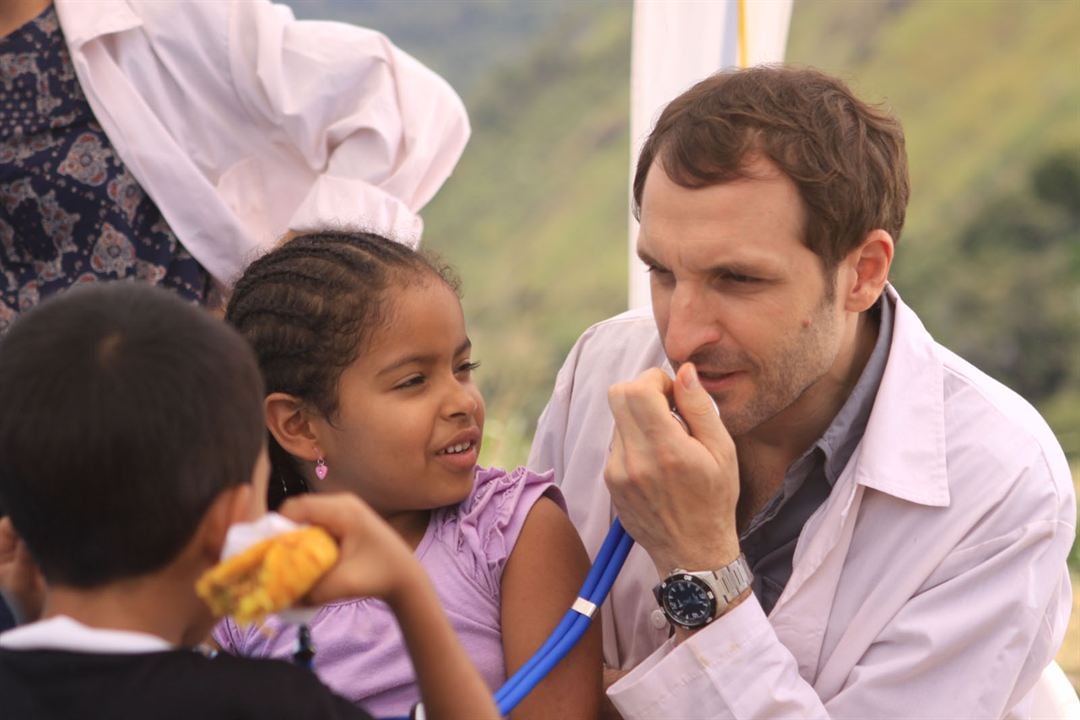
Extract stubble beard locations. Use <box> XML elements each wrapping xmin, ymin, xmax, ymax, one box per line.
<box><xmin>715</xmin><ymin>296</ymin><xmax>841</xmax><ymax>438</ymax></box>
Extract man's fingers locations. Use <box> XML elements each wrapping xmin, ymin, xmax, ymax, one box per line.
<box><xmin>607</xmin><ymin>368</ymin><xmax>678</xmax><ymax>444</ymax></box>
<box><xmin>673</xmin><ymin>363</ymin><xmax>733</xmax><ymax>460</ymax></box>
<box><xmin>603</xmin><ymin>427</ymin><xmax>627</xmax><ymax>491</ymax></box>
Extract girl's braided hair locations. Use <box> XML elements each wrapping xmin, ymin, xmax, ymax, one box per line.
<box><xmin>225</xmin><ymin>231</ymin><xmax>459</xmax><ymax>508</ymax></box>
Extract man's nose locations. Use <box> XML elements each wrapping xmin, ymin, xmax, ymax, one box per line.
<box><xmin>663</xmin><ymin>286</ymin><xmax>723</xmax><ymax>364</ymax></box>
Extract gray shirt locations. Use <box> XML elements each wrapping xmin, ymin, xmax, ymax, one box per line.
<box><xmin>741</xmin><ymin>295</ymin><xmax>894</xmax><ymax>614</ymax></box>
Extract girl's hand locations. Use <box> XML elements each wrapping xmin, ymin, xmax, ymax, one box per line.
<box><xmin>0</xmin><ymin>517</ymin><xmax>45</xmax><ymax>624</ymax></box>
<box><xmin>276</xmin><ymin>493</ymin><xmax>421</xmax><ymax>607</ymax></box>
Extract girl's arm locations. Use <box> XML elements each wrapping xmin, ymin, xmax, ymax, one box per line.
<box><xmin>388</xmin><ymin>565</ymin><xmax>500</xmax><ymax>720</ymax></box>
<box><xmin>501</xmin><ymin>497</ymin><xmax>602</xmax><ymax>720</ymax></box>
<box><xmin>279</xmin><ymin>494</ymin><xmax>499</xmax><ymax>720</ymax></box>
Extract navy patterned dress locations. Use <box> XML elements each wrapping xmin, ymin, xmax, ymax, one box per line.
<box><xmin>0</xmin><ymin>6</ymin><xmax>210</xmax><ymax>333</ymax></box>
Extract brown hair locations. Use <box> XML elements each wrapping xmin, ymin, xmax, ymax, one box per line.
<box><xmin>0</xmin><ymin>284</ymin><xmax>265</xmax><ymax>587</ymax></box>
<box><xmin>633</xmin><ymin>66</ymin><xmax>909</xmax><ymax>269</ymax></box>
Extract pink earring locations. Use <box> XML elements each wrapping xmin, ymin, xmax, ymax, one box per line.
<box><xmin>315</xmin><ymin>457</ymin><xmax>328</xmax><ymax>481</ymax></box>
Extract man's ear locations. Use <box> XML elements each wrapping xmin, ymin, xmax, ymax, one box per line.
<box><xmin>264</xmin><ymin>393</ymin><xmax>320</xmax><ymax>463</ymax></box>
<box><xmin>842</xmin><ymin>229</ymin><xmax>894</xmax><ymax>313</ymax></box>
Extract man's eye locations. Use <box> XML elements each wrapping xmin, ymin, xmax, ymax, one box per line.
<box><xmin>646</xmin><ymin>265</ymin><xmax>674</xmax><ymax>283</ymax></box>
<box><xmin>716</xmin><ymin>272</ymin><xmax>759</xmax><ymax>285</ymax></box>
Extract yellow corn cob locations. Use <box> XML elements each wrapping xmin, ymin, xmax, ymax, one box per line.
<box><xmin>196</xmin><ymin>526</ymin><xmax>339</xmax><ymax>626</ymax></box>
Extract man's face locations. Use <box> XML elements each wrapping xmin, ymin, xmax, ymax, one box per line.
<box><xmin>638</xmin><ymin>157</ymin><xmax>848</xmax><ymax>438</ymax></box>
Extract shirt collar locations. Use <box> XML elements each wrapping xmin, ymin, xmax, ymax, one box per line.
<box><xmin>740</xmin><ymin>294</ymin><xmax>895</xmax><ymax>540</ymax></box>
<box><xmin>54</xmin><ymin>0</ymin><xmax>142</xmax><ymax>50</ymax></box>
<box><xmin>0</xmin><ymin>615</ymin><xmax>173</xmax><ymax>654</ymax></box>
<box><xmin>774</xmin><ymin>294</ymin><xmax>893</xmax><ymax>491</ymax></box>
<box><xmin>852</xmin><ymin>284</ymin><xmax>950</xmax><ymax>507</ymax></box>
<box><xmin>817</xmin><ymin>294</ymin><xmax>894</xmax><ymax>484</ymax></box>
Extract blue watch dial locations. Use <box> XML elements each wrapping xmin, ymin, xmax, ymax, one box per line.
<box><xmin>660</xmin><ymin>575</ymin><xmax>716</xmax><ymax>628</ymax></box>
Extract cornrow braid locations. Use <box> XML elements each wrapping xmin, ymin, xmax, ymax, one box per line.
<box><xmin>226</xmin><ymin>231</ymin><xmax>460</xmax><ymax>509</ymax></box>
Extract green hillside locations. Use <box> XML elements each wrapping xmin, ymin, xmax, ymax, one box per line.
<box><xmin>284</xmin><ymin>1</ymin><xmax>1079</xmax><ymax>469</ymax></box>
<box><xmin>283</xmin><ymin>0</ymin><xmax>632</xmax><ymax>462</ymax></box>
<box><xmin>786</xmin><ymin>0</ymin><xmax>1080</xmax><ymax>287</ymax></box>
<box><xmin>286</xmin><ymin>0</ymin><xmax>575</xmax><ymax>98</ymax></box>
<box><xmin>415</xmin><ymin>0</ymin><xmax>1080</xmax><ymax>468</ymax></box>
<box><xmin>421</xmin><ymin>3</ymin><xmax>632</xmax><ymax>464</ymax></box>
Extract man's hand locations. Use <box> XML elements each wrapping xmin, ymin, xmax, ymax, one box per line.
<box><xmin>604</xmin><ymin>363</ymin><xmax>741</xmax><ymax>575</ymax></box>
<box><xmin>0</xmin><ymin>517</ymin><xmax>45</xmax><ymax>624</ymax></box>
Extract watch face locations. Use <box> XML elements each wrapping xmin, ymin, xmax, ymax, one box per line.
<box><xmin>660</xmin><ymin>575</ymin><xmax>716</xmax><ymax>628</ymax></box>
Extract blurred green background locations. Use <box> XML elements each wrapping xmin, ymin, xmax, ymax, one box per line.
<box><xmin>287</xmin><ymin>0</ymin><xmax>1079</xmax><ymax>684</ymax></box>
<box><xmin>288</xmin><ymin>0</ymin><xmax>1078</xmax><ymax>471</ymax></box>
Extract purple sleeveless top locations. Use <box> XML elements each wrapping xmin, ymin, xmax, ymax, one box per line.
<box><xmin>215</xmin><ymin>466</ymin><xmax>563</xmax><ymax>717</ymax></box>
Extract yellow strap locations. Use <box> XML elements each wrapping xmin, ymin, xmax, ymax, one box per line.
<box><xmin>737</xmin><ymin>0</ymin><xmax>748</xmax><ymax>68</ymax></box>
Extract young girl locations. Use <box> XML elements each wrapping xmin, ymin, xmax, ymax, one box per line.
<box><xmin>216</xmin><ymin>232</ymin><xmax>601</xmax><ymax>719</ymax></box>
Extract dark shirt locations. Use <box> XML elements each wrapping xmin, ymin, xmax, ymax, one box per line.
<box><xmin>741</xmin><ymin>296</ymin><xmax>894</xmax><ymax>614</ymax></box>
<box><xmin>0</xmin><ymin>598</ymin><xmax>14</xmax><ymax>634</ymax></box>
<box><xmin>0</xmin><ymin>5</ymin><xmax>208</xmax><ymax>333</ymax></box>
<box><xmin>0</xmin><ymin>647</ymin><xmax>374</xmax><ymax>720</ymax></box>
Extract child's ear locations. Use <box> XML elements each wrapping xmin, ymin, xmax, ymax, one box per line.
<box><xmin>198</xmin><ymin>485</ymin><xmax>256</xmax><ymax>563</ymax></box>
<box><xmin>264</xmin><ymin>393</ymin><xmax>320</xmax><ymax>463</ymax></box>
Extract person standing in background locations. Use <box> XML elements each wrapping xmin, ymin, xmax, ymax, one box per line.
<box><xmin>0</xmin><ymin>0</ymin><xmax>469</xmax><ymax>330</ymax></box>
<box><xmin>0</xmin><ymin>0</ymin><xmax>469</xmax><ymax>632</ymax></box>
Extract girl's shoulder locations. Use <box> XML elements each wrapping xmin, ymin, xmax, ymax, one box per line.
<box><xmin>459</xmin><ymin>466</ymin><xmax>566</xmax><ymax>545</ymax></box>
<box><xmin>432</xmin><ymin>466</ymin><xmax>565</xmax><ymax>580</ymax></box>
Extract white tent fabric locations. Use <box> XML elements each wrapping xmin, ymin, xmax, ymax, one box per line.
<box><xmin>628</xmin><ymin>0</ymin><xmax>793</xmax><ymax>308</ymax></box>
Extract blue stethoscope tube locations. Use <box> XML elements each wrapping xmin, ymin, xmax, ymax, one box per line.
<box><xmin>383</xmin><ymin>519</ymin><xmax>634</xmax><ymax>720</ymax></box>
<box><xmin>494</xmin><ymin>518</ymin><xmax>632</xmax><ymax>715</ymax></box>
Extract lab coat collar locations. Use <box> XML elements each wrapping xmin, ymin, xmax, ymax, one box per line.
<box><xmin>771</xmin><ymin>286</ymin><xmax>948</xmax><ymax>672</ymax></box>
<box><xmin>54</xmin><ymin>0</ymin><xmax>142</xmax><ymax>49</ymax></box>
<box><xmin>852</xmin><ymin>284</ymin><xmax>950</xmax><ymax>507</ymax></box>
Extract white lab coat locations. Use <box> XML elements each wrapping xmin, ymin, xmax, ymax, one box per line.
<box><xmin>54</xmin><ymin>0</ymin><xmax>469</xmax><ymax>285</ymax></box>
<box><xmin>530</xmin><ymin>285</ymin><xmax>1076</xmax><ymax>718</ymax></box>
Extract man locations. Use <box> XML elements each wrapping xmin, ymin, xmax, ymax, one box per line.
<box><xmin>530</xmin><ymin>66</ymin><xmax>1075</xmax><ymax>717</ymax></box>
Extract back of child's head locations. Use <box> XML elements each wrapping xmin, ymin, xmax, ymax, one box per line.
<box><xmin>0</xmin><ymin>283</ymin><xmax>265</xmax><ymax>589</ymax></box>
<box><xmin>225</xmin><ymin>231</ymin><xmax>459</xmax><ymax>507</ymax></box>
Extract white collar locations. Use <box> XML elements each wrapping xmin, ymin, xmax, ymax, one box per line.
<box><xmin>0</xmin><ymin>615</ymin><xmax>173</xmax><ymax>654</ymax></box>
<box><xmin>853</xmin><ymin>285</ymin><xmax>950</xmax><ymax>507</ymax></box>
<box><xmin>54</xmin><ymin>0</ymin><xmax>142</xmax><ymax>50</ymax></box>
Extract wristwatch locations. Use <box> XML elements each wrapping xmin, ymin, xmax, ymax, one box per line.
<box><xmin>653</xmin><ymin>554</ymin><xmax>753</xmax><ymax>630</ymax></box>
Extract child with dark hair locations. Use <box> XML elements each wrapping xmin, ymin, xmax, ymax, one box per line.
<box><xmin>219</xmin><ymin>232</ymin><xmax>601</xmax><ymax>719</ymax></box>
<box><xmin>0</xmin><ymin>283</ymin><xmax>499</xmax><ymax>720</ymax></box>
